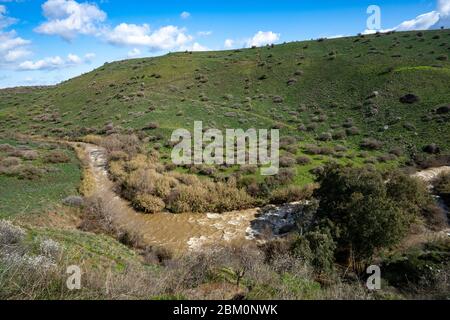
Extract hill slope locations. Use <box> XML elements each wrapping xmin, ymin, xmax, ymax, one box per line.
<box><xmin>0</xmin><ymin>29</ymin><xmax>449</xmax><ymax>184</ymax></box>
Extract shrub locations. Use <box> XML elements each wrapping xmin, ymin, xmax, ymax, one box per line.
<box><xmin>109</xmin><ymin>150</ymin><xmax>129</xmax><ymax>161</ymax></box>
<box><xmin>360</xmin><ymin>138</ymin><xmax>383</xmax><ymax>150</ymax></box>
<box><xmin>62</xmin><ymin>195</ymin><xmax>84</xmax><ymax>207</ymax></box>
<box><xmin>304</xmin><ymin>145</ymin><xmax>334</xmax><ymax>155</ymax></box>
<box><xmin>314</xmin><ymin>165</ymin><xmax>412</xmax><ymax>263</ymax></box>
<box><xmin>10</xmin><ymin>149</ymin><xmax>39</xmax><ymax>160</ymax></box>
<box><xmin>296</xmin><ymin>156</ymin><xmax>311</xmax><ymax>165</ymax></box>
<box><xmin>279</xmin><ymin>155</ymin><xmax>296</xmax><ymax>168</ymax></box>
<box><xmin>44</xmin><ymin>150</ymin><xmax>70</xmax><ymax>163</ymax></box>
<box><xmin>386</xmin><ymin>171</ymin><xmax>432</xmax><ymax>216</ymax></box>
<box><xmin>389</xmin><ymin>147</ymin><xmax>403</xmax><ymax>157</ymax></box>
<box><xmin>144</xmin><ymin>122</ymin><xmax>160</xmax><ymax>130</ymax></box>
<box><xmin>1</xmin><ymin>157</ymin><xmax>20</xmax><ymax>167</ymax></box>
<box><xmin>306</xmin><ymin>123</ymin><xmax>318</xmax><ymax>132</ymax></box>
<box><xmin>272</xmin><ymin>96</ymin><xmax>284</xmax><ymax>103</ymax></box>
<box><xmin>273</xmin><ymin>168</ymin><xmax>296</xmax><ymax>186</ymax></box>
<box><xmin>0</xmin><ymin>220</ymin><xmax>25</xmax><ymax>246</ymax></box>
<box><xmin>292</xmin><ymin>230</ymin><xmax>336</xmax><ymax>274</ymax></box>
<box><xmin>269</xmin><ymin>185</ymin><xmax>315</xmax><ymax>204</ymax></box>
<box><xmin>332</xmin><ymin>130</ymin><xmax>347</xmax><ymax>140</ymax></box>
<box><xmin>345</xmin><ymin>126</ymin><xmax>360</xmax><ymax>136</ymax></box>
<box><xmin>318</xmin><ymin>132</ymin><xmax>332</xmax><ymax>142</ymax></box>
<box><xmin>0</xmin><ymin>144</ymin><xmax>14</xmax><ymax>153</ymax></box>
<box><xmin>334</xmin><ymin>145</ymin><xmax>347</xmax><ymax>153</ymax></box>
<box><xmin>14</xmin><ymin>165</ymin><xmax>43</xmax><ymax>180</ymax></box>
<box><xmin>421</xmin><ymin>204</ymin><xmax>447</xmax><ymax>231</ymax></box>
<box><xmin>39</xmin><ymin>239</ymin><xmax>61</xmax><ymax>261</ymax></box>
<box><xmin>133</xmin><ymin>193</ymin><xmax>165</xmax><ymax>213</ymax></box>
<box><xmin>377</xmin><ymin>154</ymin><xmax>396</xmax><ymax>162</ymax></box>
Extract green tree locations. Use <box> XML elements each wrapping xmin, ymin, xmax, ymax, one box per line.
<box><xmin>313</xmin><ymin>164</ymin><xmax>412</xmax><ymax>265</ymax></box>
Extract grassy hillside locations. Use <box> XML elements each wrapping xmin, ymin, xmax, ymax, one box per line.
<box><xmin>0</xmin><ymin>138</ymin><xmax>81</xmax><ymax>218</ymax></box>
<box><xmin>0</xmin><ymin>29</ymin><xmax>449</xmax><ymax>186</ymax></box>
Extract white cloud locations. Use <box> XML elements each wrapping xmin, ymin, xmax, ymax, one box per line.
<box><xmin>246</xmin><ymin>31</ymin><xmax>280</xmax><ymax>47</ymax></box>
<box><xmin>394</xmin><ymin>11</ymin><xmax>440</xmax><ymax>31</ymax></box>
<box><xmin>197</xmin><ymin>30</ymin><xmax>212</xmax><ymax>36</ymax></box>
<box><xmin>35</xmin><ymin>0</ymin><xmax>107</xmax><ymax>40</ymax></box>
<box><xmin>180</xmin><ymin>11</ymin><xmax>190</xmax><ymax>19</ymax></box>
<box><xmin>19</xmin><ymin>56</ymin><xmax>64</xmax><ymax>70</ymax></box>
<box><xmin>366</xmin><ymin>0</ymin><xmax>450</xmax><ymax>33</ymax></box>
<box><xmin>105</xmin><ymin>23</ymin><xmax>193</xmax><ymax>51</ymax></box>
<box><xmin>84</xmin><ymin>52</ymin><xmax>95</xmax><ymax>62</ymax></box>
<box><xmin>0</xmin><ymin>4</ymin><xmax>17</xmax><ymax>29</ymax></box>
<box><xmin>0</xmin><ymin>5</ymin><xmax>31</xmax><ymax>66</ymax></box>
<box><xmin>127</xmin><ymin>48</ymin><xmax>141</xmax><ymax>57</ymax></box>
<box><xmin>4</xmin><ymin>48</ymin><xmax>31</xmax><ymax>62</ymax></box>
<box><xmin>438</xmin><ymin>0</ymin><xmax>450</xmax><ymax>16</ymax></box>
<box><xmin>18</xmin><ymin>53</ymin><xmax>93</xmax><ymax>70</ymax></box>
<box><xmin>181</xmin><ymin>42</ymin><xmax>209</xmax><ymax>52</ymax></box>
<box><xmin>67</xmin><ymin>53</ymin><xmax>81</xmax><ymax>63</ymax></box>
<box><xmin>0</xmin><ymin>31</ymin><xmax>29</xmax><ymax>52</ymax></box>
<box><xmin>224</xmin><ymin>39</ymin><xmax>234</xmax><ymax>48</ymax></box>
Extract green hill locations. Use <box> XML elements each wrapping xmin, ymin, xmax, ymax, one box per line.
<box><xmin>1</xmin><ymin>29</ymin><xmax>449</xmax><ymax>185</ymax></box>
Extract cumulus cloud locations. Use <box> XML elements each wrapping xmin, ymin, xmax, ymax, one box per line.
<box><xmin>0</xmin><ymin>4</ymin><xmax>17</xmax><ymax>29</ymax></box>
<box><xmin>18</xmin><ymin>56</ymin><xmax>64</xmax><ymax>70</ymax></box>
<box><xmin>32</xmin><ymin>1</ymin><xmax>203</xmax><ymax>53</ymax></box>
<box><xmin>18</xmin><ymin>53</ymin><xmax>94</xmax><ymax>70</ymax></box>
<box><xmin>180</xmin><ymin>11</ymin><xmax>190</xmax><ymax>19</ymax></box>
<box><xmin>246</xmin><ymin>31</ymin><xmax>280</xmax><ymax>47</ymax></box>
<box><xmin>105</xmin><ymin>23</ymin><xmax>193</xmax><ymax>51</ymax></box>
<box><xmin>4</xmin><ymin>48</ymin><xmax>31</xmax><ymax>62</ymax></box>
<box><xmin>0</xmin><ymin>6</ymin><xmax>31</xmax><ymax>65</ymax></box>
<box><xmin>34</xmin><ymin>0</ymin><xmax>107</xmax><ymax>40</ymax></box>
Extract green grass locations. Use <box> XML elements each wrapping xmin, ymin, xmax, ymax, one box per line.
<box><xmin>0</xmin><ymin>29</ymin><xmax>449</xmax><ymax>186</ymax></box>
<box><xmin>26</xmin><ymin>226</ymin><xmax>143</xmax><ymax>271</ymax></box>
<box><xmin>0</xmin><ymin>139</ymin><xmax>81</xmax><ymax>218</ymax></box>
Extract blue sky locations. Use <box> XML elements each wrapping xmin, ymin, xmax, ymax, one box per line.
<box><xmin>0</xmin><ymin>0</ymin><xmax>449</xmax><ymax>88</ymax></box>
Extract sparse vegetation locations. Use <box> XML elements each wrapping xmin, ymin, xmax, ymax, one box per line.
<box><xmin>0</xmin><ymin>28</ymin><xmax>449</xmax><ymax>301</ymax></box>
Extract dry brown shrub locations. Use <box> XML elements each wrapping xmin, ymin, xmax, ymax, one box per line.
<box><xmin>133</xmin><ymin>193</ymin><xmax>165</xmax><ymax>213</ymax></box>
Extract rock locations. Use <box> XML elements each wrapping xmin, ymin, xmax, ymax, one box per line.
<box><xmin>279</xmin><ymin>224</ymin><xmax>296</xmax><ymax>234</ymax></box>
<box><xmin>367</xmin><ymin>91</ymin><xmax>380</xmax><ymax>99</ymax></box>
<box><xmin>436</xmin><ymin>105</ymin><xmax>450</xmax><ymax>114</ymax></box>
<box><xmin>400</xmin><ymin>94</ymin><xmax>419</xmax><ymax>104</ymax></box>
<box><xmin>272</xmin><ymin>96</ymin><xmax>284</xmax><ymax>103</ymax></box>
<box><xmin>423</xmin><ymin>144</ymin><xmax>441</xmax><ymax>154</ymax></box>
<box><xmin>287</xmin><ymin>78</ymin><xmax>298</xmax><ymax>86</ymax></box>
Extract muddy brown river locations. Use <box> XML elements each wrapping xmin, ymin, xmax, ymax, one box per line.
<box><xmin>76</xmin><ymin>142</ymin><xmax>450</xmax><ymax>254</ymax></box>
<box><xmin>77</xmin><ymin>143</ymin><xmax>304</xmax><ymax>254</ymax></box>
